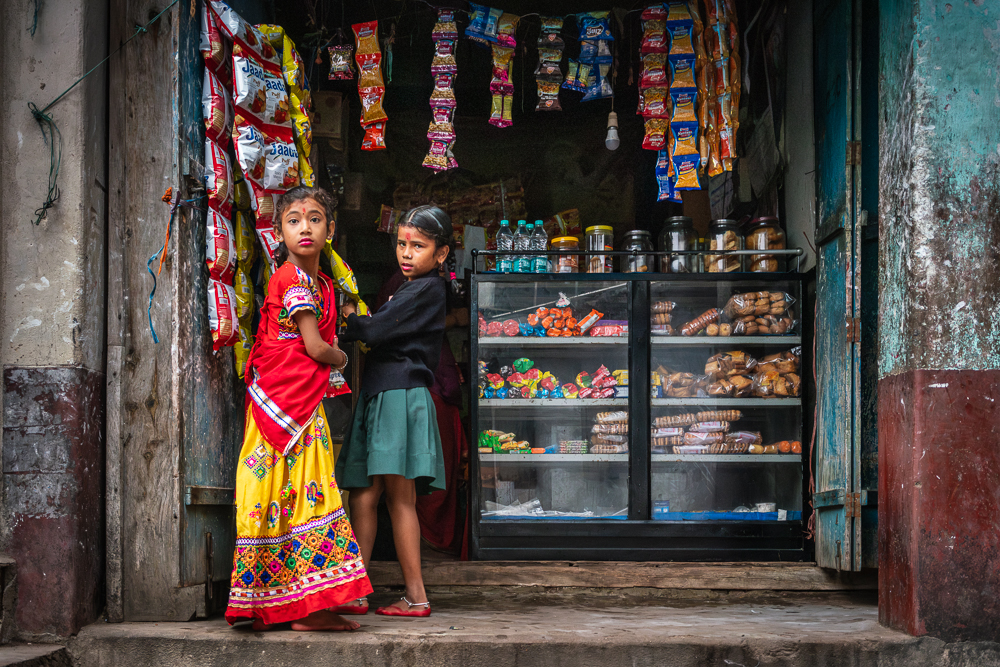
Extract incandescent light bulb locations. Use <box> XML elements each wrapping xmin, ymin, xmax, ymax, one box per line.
<box><xmin>605</xmin><ymin>111</ymin><xmax>620</xmax><ymax>150</ymax></box>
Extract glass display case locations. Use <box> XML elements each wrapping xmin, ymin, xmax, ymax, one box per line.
<box><xmin>471</xmin><ymin>267</ymin><xmax>808</xmax><ymax>561</ymax></box>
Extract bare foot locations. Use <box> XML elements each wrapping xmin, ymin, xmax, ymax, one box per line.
<box><xmin>252</xmin><ymin>619</ymin><xmax>275</xmax><ymax>631</ymax></box>
<box><xmin>291</xmin><ymin>610</ymin><xmax>361</xmax><ymax>632</ymax></box>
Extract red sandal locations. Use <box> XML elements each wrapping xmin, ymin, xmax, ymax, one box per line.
<box><xmin>375</xmin><ymin>597</ymin><xmax>431</xmax><ymax>617</ymax></box>
<box><xmin>328</xmin><ymin>597</ymin><xmax>369</xmax><ymax>615</ymax></box>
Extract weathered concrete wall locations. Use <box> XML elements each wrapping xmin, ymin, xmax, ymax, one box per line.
<box><xmin>879</xmin><ymin>0</ymin><xmax>1000</xmax><ymax>377</ymax></box>
<box><xmin>878</xmin><ymin>0</ymin><xmax>1000</xmax><ymax>643</ymax></box>
<box><xmin>0</xmin><ymin>0</ymin><xmax>107</xmax><ymax>639</ymax></box>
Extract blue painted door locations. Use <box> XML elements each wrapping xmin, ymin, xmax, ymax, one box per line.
<box><xmin>813</xmin><ymin>0</ymin><xmax>866</xmax><ymax>571</ymax></box>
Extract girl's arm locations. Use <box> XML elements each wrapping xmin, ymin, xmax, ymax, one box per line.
<box><xmin>341</xmin><ymin>280</ymin><xmax>445</xmax><ymax>347</ymax></box>
<box><xmin>293</xmin><ymin>310</ymin><xmax>347</xmax><ymax>368</ymax></box>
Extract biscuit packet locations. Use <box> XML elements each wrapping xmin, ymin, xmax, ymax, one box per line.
<box><xmin>262</xmin><ymin>137</ymin><xmax>301</xmax><ymax>192</ymax></box>
<box><xmin>209</xmin><ymin>1</ymin><xmax>279</xmax><ymax>68</ymax></box>
<box><xmin>205</xmin><ymin>139</ymin><xmax>233</xmax><ymax>218</ymax></box>
<box><xmin>202</xmin><ymin>69</ymin><xmax>234</xmax><ymax>148</ymax></box>
<box><xmin>575</xmin><ymin>11</ymin><xmax>614</xmax><ymax>41</ymax></box>
<box><xmin>208</xmin><ymin>278</ymin><xmax>240</xmax><ymax>351</ymax></box>
<box><xmin>432</xmin><ymin>9</ymin><xmax>459</xmax><ymax>40</ymax></box>
<box><xmin>232</xmin><ymin>209</ymin><xmax>256</xmax><ymax>265</ymax></box>
<box><xmin>200</xmin><ymin>4</ymin><xmax>231</xmax><ymax>81</ymax></box>
<box><xmin>361</xmin><ymin>121</ymin><xmax>387</xmax><ymax>151</ymax></box>
<box><xmin>232</xmin><ymin>114</ymin><xmax>266</xmax><ymax>185</ymax></box>
<box><xmin>232</xmin><ymin>46</ymin><xmax>294</xmax><ymax>140</ymax></box>
<box><xmin>206</xmin><ymin>208</ymin><xmax>236</xmax><ymax>282</ymax></box>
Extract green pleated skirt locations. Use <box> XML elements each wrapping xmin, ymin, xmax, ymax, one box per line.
<box><xmin>336</xmin><ymin>387</ymin><xmax>446</xmax><ymax>495</ymax></box>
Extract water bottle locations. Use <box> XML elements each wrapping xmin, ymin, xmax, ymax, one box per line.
<box><xmin>513</xmin><ymin>220</ymin><xmax>531</xmax><ymax>273</ymax></box>
<box><xmin>496</xmin><ymin>219</ymin><xmax>514</xmax><ymax>273</ymax></box>
<box><xmin>531</xmin><ymin>220</ymin><xmax>549</xmax><ymax>273</ymax></box>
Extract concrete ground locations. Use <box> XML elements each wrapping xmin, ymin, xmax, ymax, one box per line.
<box><xmin>67</xmin><ymin>591</ymin><xmax>1000</xmax><ymax>667</ymax></box>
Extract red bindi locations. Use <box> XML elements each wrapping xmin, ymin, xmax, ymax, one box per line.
<box><xmin>405</xmin><ymin>232</ymin><xmax>412</xmax><ymax>240</ymax></box>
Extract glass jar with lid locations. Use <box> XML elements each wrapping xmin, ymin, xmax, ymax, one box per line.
<box><xmin>585</xmin><ymin>225</ymin><xmax>614</xmax><ymax>273</ymax></box>
<box><xmin>705</xmin><ymin>219</ymin><xmax>743</xmax><ymax>273</ymax></box>
<box><xmin>658</xmin><ymin>216</ymin><xmax>696</xmax><ymax>273</ymax></box>
<box><xmin>551</xmin><ymin>236</ymin><xmax>580</xmax><ymax>273</ymax></box>
<box><xmin>621</xmin><ymin>230</ymin><xmax>653</xmax><ymax>273</ymax></box>
<box><xmin>745</xmin><ymin>216</ymin><xmax>786</xmax><ymax>272</ymax></box>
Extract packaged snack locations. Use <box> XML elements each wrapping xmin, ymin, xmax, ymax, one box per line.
<box><xmin>202</xmin><ymin>69</ymin><xmax>233</xmax><ymax>147</ymax></box>
<box><xmin>595</xmin><ymin>410</ymin><xmax>628</xmax><ymax>424</ymax></box>
<box><xmin>360</xmin><ymin>86</ymin><xmax>388</xmax><ymax>124</ymax></box>
<box><xmin>666</xmin><ymin>2</ymin><xmax>692</xmax><ymax>23</ymax></box>
<box><xmin>671</xmin><ymin>122</ymin><xmax>699</xmax><ymax>156</ymax></box>
<box><xmin>670</xmin><ymin>56</ymin><xmax>697</xmax><ymax>90</ymax></box>
<box><xmin>582</xmin><ymin>64</ymin><xmax>613</xmax><ymax>102</ymax></box>
<box><xmin>200</xmin><ymin>3</ymin><xmax>231</xmax><ymax>79</ymax></box>
<box><xmin>576</xmin><ymin>372</ymin><xmax>592</xmax><ymax>388</ymax></box>
<box><xmin>232</xmin><ymin>116</ymin><xmax>266</xmax><ymax>185</ymax></box>
<box><xmin>353</xmin><ymin>20</ymin><xmax>380</xmax><ymax>57</ymax></box>
<box><xmin>668</xmin><ymin>22</ymin><xmax>695</xmax><ymax>55</ymax></box>
<box><xmin>232</xmin><ymin>47</ymin><xmax>294</xmax><ymax>138</ymax></box>
<box><xmin>234</xmin><ymin>328</ymin><xmax>252</xmax><ymax>379</ymax></box>
<box><xmin>361</xmin><ymin>121</ymin><xmax>387</xmax><ymax>151</ymax></box>
<box><xmin>688</xmin><ymin>421</ymin><xmax>730</xmax><ymax>433</ymax></box>
<box><xmin>640</xmin><ymin>53</ymin><xmax>668</xmax><ymax>88</ymax></box>
<box><xmin>206</xmin><ymin>208</ymin><xmax>236</xmax><ymax>282</ymax></box>
<box><xmin>233</xmin><ymin>267</ymin><xmax>254</xmax><ymax>321</ymax></box>
<box><xmin>208</xmin><ymin>278</ymin><xmax>240</xmax><ymax>350</ymax></box>
<box><xmin>577</xmin><ymin>309</ymin><xmax>604</xmax><ymax>334</ymax></box>
<box><xmin>673</xmin><ymin>154</ymin><xmax>702</xmax><ymax>190</ymax></box>
<box><xmin>679</xmin><ymin>308</ymin><xmax>719</xmax><ymax>336</ymax></box>
<box><xmin>205</xmin><ymin>139</ymin><xmax>233</xmax><ymax>218</ymax></box>
<box><xmin>262</xmin><ymin>137</ymin><xmax>300</xmax><ymax>192</ymax></box>
<box><xmin>496</xmin><ymin>13</ymin><xmax>519</xmax><ymax>48</ymax></box>
<box><xmin>575</xmin><ymin>11</ymin><xmax>614</xmax><ymax>41</ymax></box>
<box><xmin>652</xmin><ymin>427</ymin><xmax>684</xmax><ymax>437</ymax></box>
<box><xmin>432</xmin><ymin>9</ymin><xmax>459</xmax><ymax>40</ymax></box>
<box><xmin>727</xmin><ymin>431</ymin><xmax>762</xmax><ymax>446</ymax></box>
<box><xmin>641</xmin><ymin>19</ymin><xmax>668</xmax><ymax>54</ymax></box>
<box><xmin>684</xmin><ymin>431</ymin><xmax>724</xmax><ymax>446</ymax></box>
<box><xmin>431</xmin><ymin>39</ymin><xmax>458</xmax><ymax>74</ymax></box>
<box><xmin>328</xmin><ymin>44</ymin><xmax>355</xmax><ymax>80</ymax></box>
<box><xmin>232</xmin><ymin>210</ymin><xmax>256</xmax><ymax>265</ymax></box>
<box><xmin>561</xmin><ymin>383</ymin><xmax>579</xmax><ymax>398</ymax></box>
<box><xmin>589</xmin><ymin>321</ymin><xmax>628</xmax><ymax>337</ymax></box>
<box><xmin>536</xmin><ymin>81</ymin><xmax>563</xmax><ymax>111</ymax></box>
<box><xmin>490</xmin><ymin>46</ymin><xmax>515</xmax><ymax>93</ymax></box>
<box><xmin>562</xmin><ymin>60</ymin><xmax>590</xmax><ymax>92</ymax></box>
<box><xmin>671</xmin><ymin>91</ymin><xmax>698</xmax><ymax>123</ymax></box>
<box><xmin>513</xmin><ymin>358</ymin><xmax>534</xmax><ymax>373</ymax></box>
<box><xmin>208</xmin><ymin>1</ymin><xmax>279</xmax><ymax>67</ymax></box>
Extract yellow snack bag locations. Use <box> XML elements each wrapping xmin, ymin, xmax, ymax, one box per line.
<box><xmin>234</xmin><ymin>326</ymin><xmax>253</xmax><ymax>380</ymax></box>
<box><xmin>232</xmin><ymin>165</ymin><xmax>252</xmax><ymax>212</ymax></box>
<box><xmin>233</xmin><ymin>210</ymin><xmax>256</xmax><ymax>265</ymax></box>
<box><xmin>324</xmin><ymin>242</ymin><xmax>370</xmax><ymax>316</ymax></box>
<box><xmin>234</xmin><ymin>267</ymin><xmax>254</xmax><ymax>320</ymax></box>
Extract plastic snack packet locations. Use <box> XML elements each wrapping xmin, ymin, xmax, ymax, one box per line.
<box><xmin>328</xmin><ymin>44</ymin><xmax>355</xmax><ymax>80</ymax></box>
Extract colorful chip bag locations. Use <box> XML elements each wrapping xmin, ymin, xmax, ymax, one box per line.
<box><xmin>202</xmin><ymin>68</ymin><xmax>233</xmax><ymax>148</ymax></box>
<box><xmin>205</xmin><ymin>139</ymin><xmax>233</xmax><ymax>217</ymax></box>
<box><xmin>200</xmin><ymin>2</ymin><xmax>231</xmax><ymax>79</ymax></box>
<box><xmin>206</xmin><ymin>208</ymin><xmax>236</xmax><ymax>282</ymax></box>
<box><xmin>208</xmin><ymin>278</ymin><xmax>240</xmax><ymax>350</ymax></box>
<box><xmin>328</xmin><ymin>44</ymin><xmax>355</xmax><ymax>80</ymax></box>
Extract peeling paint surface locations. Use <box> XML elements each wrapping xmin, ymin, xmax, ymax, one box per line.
<box><xmin>879</xmin><ymin>0</ymin><xmax>1000</xmax><ymax>378</ymax></box>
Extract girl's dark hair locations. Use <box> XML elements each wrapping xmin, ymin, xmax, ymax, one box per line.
<box><xmin>272</xmin><ymin>186</ymin><xmax>339</xmax><ymax>267</ymax></box>
<box><xmin>399</xmin><ymin>205</ymin><xmax>464</xmax><ymax>298</ymax></box>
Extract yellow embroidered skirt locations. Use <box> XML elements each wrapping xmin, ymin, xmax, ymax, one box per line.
<box><xmin>226</xmin><ymin>404</ymin><xmax>372</xmax><ymax>625</ymax></box>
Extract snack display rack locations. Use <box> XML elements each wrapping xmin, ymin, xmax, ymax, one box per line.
<box><xmin>470</xmin><ymin>250</ymin><xmax>809</xmax><ymax>561</ymax></box>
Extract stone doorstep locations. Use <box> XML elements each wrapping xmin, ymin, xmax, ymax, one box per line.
<box><xmin>67</xmin><ymin>594</ymin><xmax>1000</xmax><ymax>667</ymax></box>
<box><xmin>368</xmin><ymin>559</ymin><xmax>879</xmax><ymax>591</ymax></box>
<box><xmin>0</xmin><ymin>644</ymin><xmax>69</xmax><ymax>667</ymax></box>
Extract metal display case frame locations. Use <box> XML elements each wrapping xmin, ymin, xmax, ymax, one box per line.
<box><xmin>469</xmin><ymin>250</ymin><xmax>811</xmax><ymax>561</ymax></box>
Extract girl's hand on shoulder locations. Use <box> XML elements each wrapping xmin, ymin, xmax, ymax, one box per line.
<box><xmin>293</xmin><ymin>310</ymin><xmax>343</xmax><ymax>366</ymax></box>
<box><xmin>341</xmin><ymin>300</ymin><xmax>357</xmax><ymax>318</ymax></box>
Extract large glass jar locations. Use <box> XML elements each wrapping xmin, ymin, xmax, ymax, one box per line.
<box><xmin>585</xmin><ymin>225</ymin><xmax>614</xmax><ymax>273</ymax></box>
<box><xmin>705</xmin><ymin>219</ymin><xmax>743</xmax><ymax>272</ymax></box>
<box><xmin>658</xmin><ymin>216</ymin><xmax>696</xmax><ymax>273</ymax></box>
<box><xmin>621</xmin><ymin>230</ymin><xmax>653</xmax><ymax>272</ymax></box>
<box><xmin>551</xmin><ymin>236</ymin><xmax>580</xmax><ymax>273</ymax></box>
<box><xmin>746</xmin><ymin>217</ymin><xmax>786</xmax><ymax>272</ymax></box>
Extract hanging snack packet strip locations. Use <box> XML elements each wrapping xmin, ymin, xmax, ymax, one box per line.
<box><xmin>663</xmin><ymin>1</ymin><xmax>702</xmax><ymax>191</ymax></box>
<box><xmin>488</xmin><ymin>30</ymin><xmax>515</xmax><ymax>127</ymax></box>
<box><xmin>535</xmin><ymin>17</ymin><xmax>564</xmax><ymax>111</ymax></box>
<box><xmin>353</xmin><ymin>21</ymin><xmax>387</xmax><ymax>151</ymax></box>
<box><xmin>639</xmin><ymin>6</ymin><xmax>671</xmax><ymax>149</ymax></box>
<box><xmin>573</xmin><ymin>12</ymin><xmax>613</xmax><ymax>104</ymax></box>
<box><xmin>258</xmin><ymin>25</ymin><xmax>315</xmax><ymax>187</ymax></box>
<box><xmin>425</xmin><ymin>10</ymin><xmax>460</xmax><ymax>171</ymax></box>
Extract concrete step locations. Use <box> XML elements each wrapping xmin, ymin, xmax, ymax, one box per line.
<box><xmin>0</xmin><ymin>645</ymin><xmax>69</xmax><ymax>667</ymax></box>
<box><xmin>68</xmin><ymin>592</ymin><xmax>1000</xmax><ymax>667</ymax></box>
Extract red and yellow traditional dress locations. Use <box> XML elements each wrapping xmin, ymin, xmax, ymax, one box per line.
<box><xmin>226</xmin><ymin>262</ymin><xmax>372</xmax><ymax>625</ymax></box>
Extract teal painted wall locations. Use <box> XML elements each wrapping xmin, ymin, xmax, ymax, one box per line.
<box><xmin>879</xmin><ymin>0</ymin><xmax>1000</xmax><ymax>378</ymax></box>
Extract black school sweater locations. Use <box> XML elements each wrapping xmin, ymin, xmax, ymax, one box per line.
<box><xmin>342</xmin><ymin>272</ymin><xmax>447</xmax><ymax>397</ymax></box>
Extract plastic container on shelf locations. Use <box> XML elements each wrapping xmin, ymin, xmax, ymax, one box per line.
<box><xmin>658</xmin><ymin>216</ymin><xmax>696</xmax><ymax>273</ymax></box>
<box><xmin>496</xmin><ymin>219</ymin><xmax>514</xmax><ymax>273</ymax></box>
<box><xmin>551</xmin><ymin>236</ymin><xmax>580</xmax><ymax>273</ymax></box>
<box><xmin>531</xmin><ymin>220</ymin><xmax>549</xmax><ymax>273</ymax></box>
<box><xmin>745</xmin><ymin>216</ymin><xmax>786</xmax><ymax>272</ymax></box>
<box><xmin>586</xmin><ymin>225</ymin><xmax>614</xmax><ymax>273</ymax></box>
<box><xmin>513</xmin><ymin>220</ymin><xmax>532</xmax><ymax>273</ymax></box>
<box><xmin>705</xmin><ymin>219</ymin><xmax>743</xmax><ymax>273</ymax></box>
<box><xmin>621</xmin><ymin>230</ymin><xmax>653</xmax><ymax>273</ymax></box>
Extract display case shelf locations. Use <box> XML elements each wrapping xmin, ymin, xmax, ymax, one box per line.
<box><xmin>479</xmin><ymin>398</ymin><xmax>628</xmax><ymax>407</ymax></box>
<box><xmin>651</xmin><ymin>454</ymin><xmax>801</xmax><ymax>463</ymax></box>
<box><xmin>651</xmin><ymin>397</ymin><xmax>801</xmax><ymax>407</ymax></box>
<box><xmin>479</xmin><ymin>337</ymin><xmax>627</xmax><ymax>346</ymax></box>
<box><xmin>480</xmin><ymin>454</ymin><xmax>629</xmax><ymax>463</ymax></box>
<box><xmin>651</xmin><ymin>336</ymin><xmax>801</xmax><ymax>346</ymax></box>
